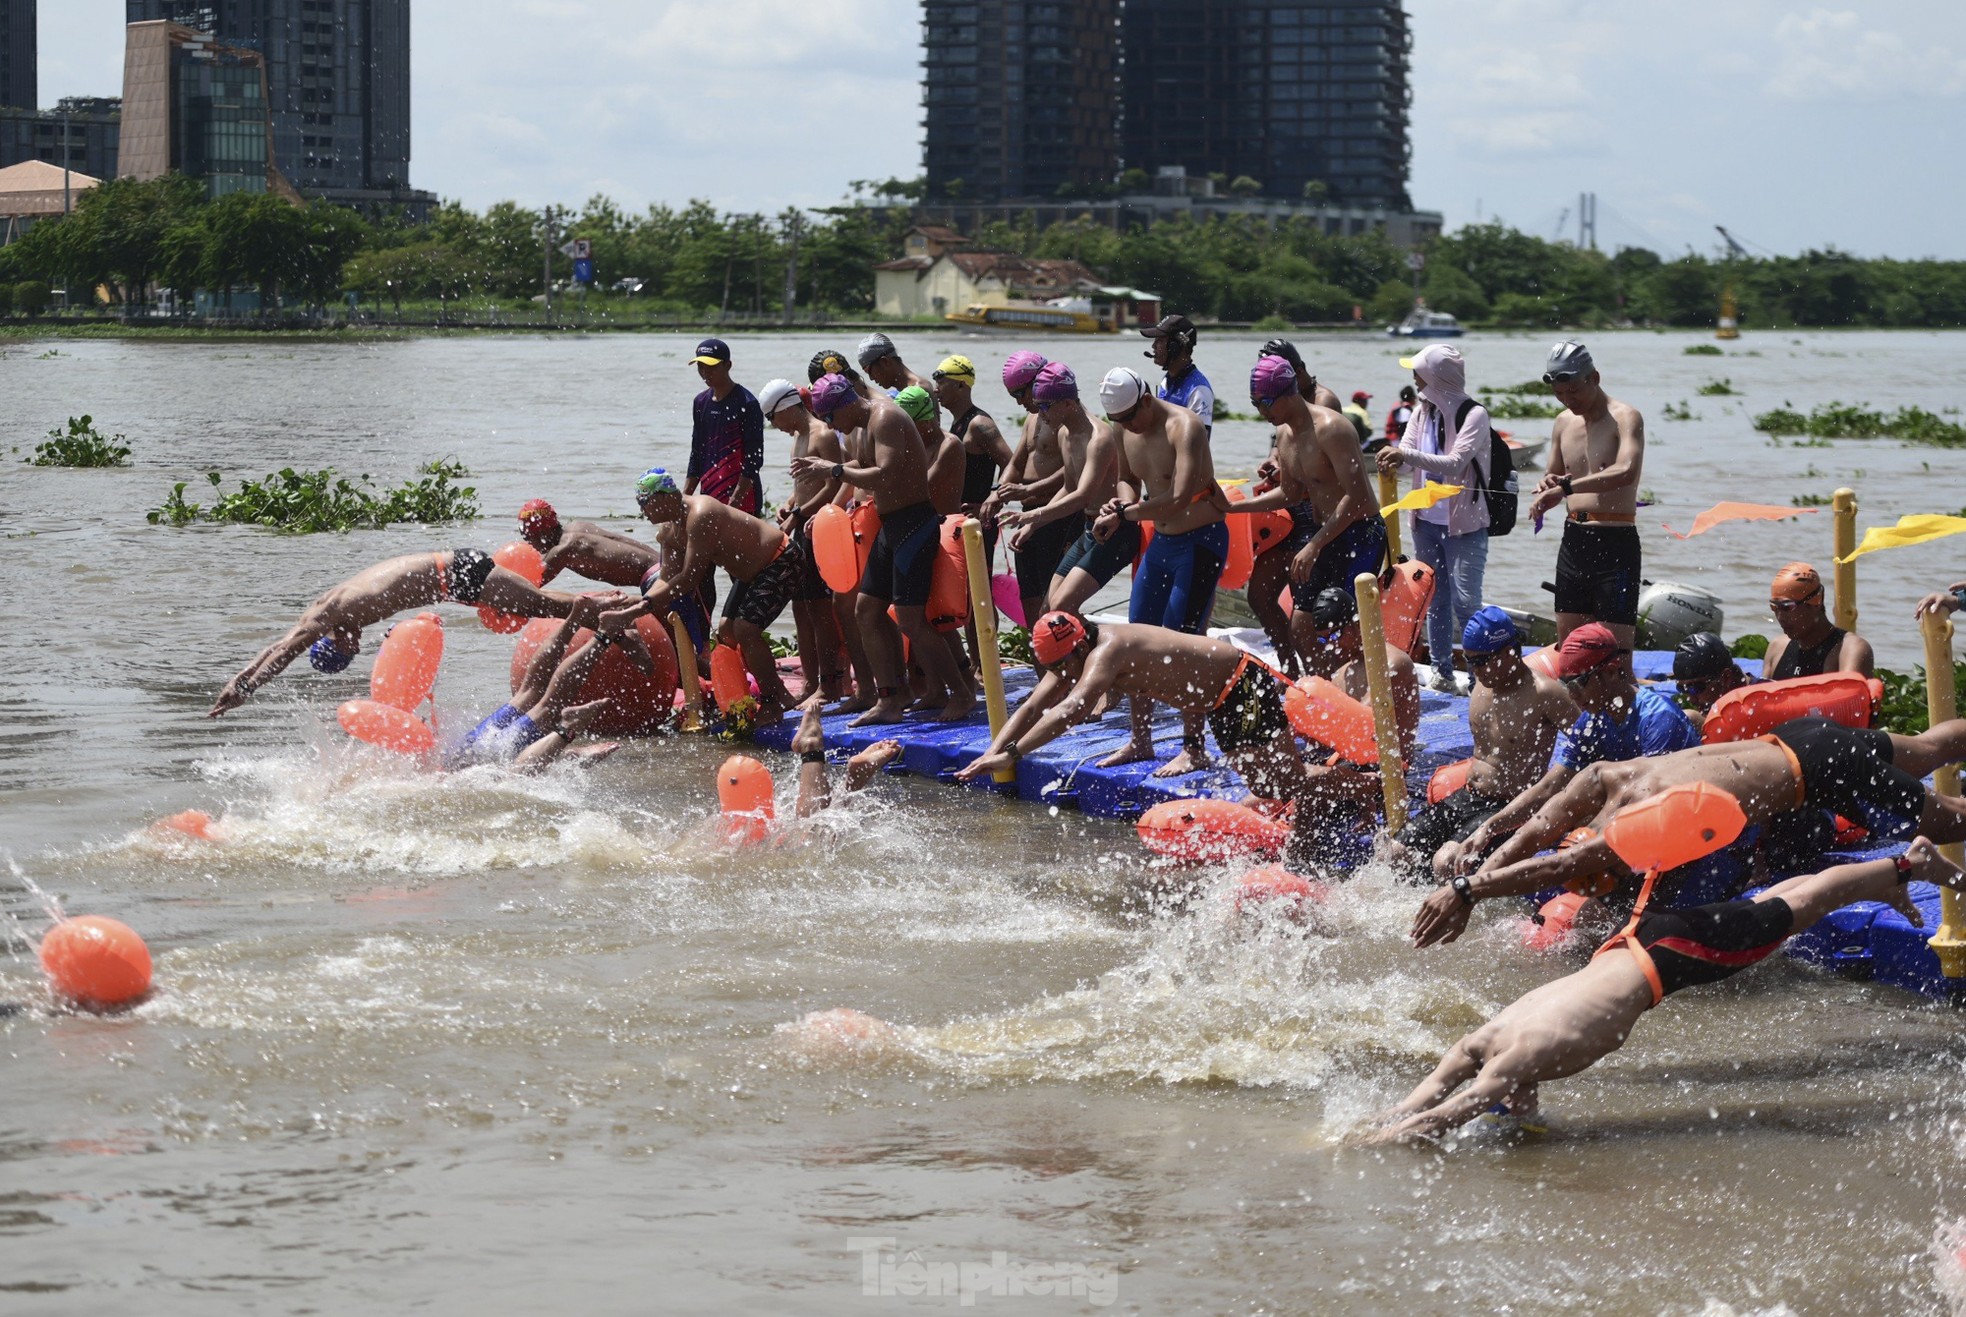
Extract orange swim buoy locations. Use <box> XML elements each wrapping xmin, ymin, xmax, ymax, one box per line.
<box><xmin>1557</xmin><ymin>826</ymin><xmax>1617</xmax><ymax>897</ymax></box>
<box><xmin>1378</xmin><ymin>560</ymin><xmax>1436</xmax><ymax>656</ymax></box>
<box><xmin>1602</xmin><ymin>782</ymin><xmax>1748</xmax><ymax>875</ymax></box>
<box><xmin>1232</xmin><ymin>864</ymin><xmax>1331</xmax><ymax>916</ymax></box>
<box><xmin>478</xmin><ymin>541</ymin><xmax>548</xmax><ymax>633</ymax></box>
<box><xmin>1220</xmin><ymin>486</ymin><xmax>1257</xmax><ymax>591</ymax></box>
<box><xmin>40</xmin><ymin>915</ymin><xmax>153</xmax><ymax>1008</ymax></box>
<box><xmin>1248</xmin><ymin>504</ymin><xmax>1297</xmax><ymax>559</ymax></box>
<box><xmin>1283</xmin><ymin>676</ymin><xmax>1378</xmax><ymax>765</ymax></box>
<box><xmin>152</xmin><ymin>809</ymin><xmax>220</xmax><ymax>841</ymax></box>
<box><xmin>1426</xmin><ymin>758</ymin><xmax>1472</xmax><ymax>805</ymax></box>
<box><xmin>1701</xmin><ymin>672</ymin><xmax>1884</xmax><ymax>744</ymax></box>
<box><xmin>510</xmin><ymin>615</ymin><xmax>680</xmax><ymax>737</ymax></box>
<box><xmin>1523</xmin><ymin>891</ymin><xmax>1589</xmax><ymax>951</ymax></box>
<box><xmin>717</xmin><ymin>754</ymin><xmax>775</xmax><ymax>844</ymax></box>
<box><xmin>370</xmin><ymin>612</ymin><xmax>444</xmax><ymax>711</ymax></box>
<box><xmin>709</xmin><ymin>643</ymin><xmax>750</xmax><ymax>714</ymax></box>
<box><xmin>928</xmin><ymin>514</ymin><xmax>971</xmax><ymax>633</ymax></box>
<box><xmin>337</xmin><ymin>698</ymin><xmax>436</xmax><ymax>755</ymax></box>
<box><xmin>811</xmin><ymin>504</ymin><xmax>860</xmax><ymax>594</ymax></box>
<box><xmin>1137</xmin><ymin>798</ymin><xmax>1288</xmax><ymax>864</ymax></box>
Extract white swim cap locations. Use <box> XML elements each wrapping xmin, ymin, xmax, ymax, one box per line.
<box><xmin>1099</xmin><ymin>367</ymin><xmax>1148</xmax><ymax>416</ymax></box>
<box><xmin>758</xmin><ymin>378</ymin><xmax>802</xmax><ymax>417</ymax></box>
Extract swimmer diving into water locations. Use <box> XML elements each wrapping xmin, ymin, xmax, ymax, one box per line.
<box><xmin>452</xmin><ymin>614</ymin><xmax>636</xmax><ymax>770</ymax></box>
<box><xmin>210</xmin><ymin>550</ymin><xmax>636</xmax><ymax>716</ymax></box>
<box><xmin>1365</xmin><ymin>837</ymin><xmax>1966</xmax><ymax>1143</ymax></box>
<box><xmin>788</xmin><ymin>695</ymin><xmax>902</xmax><ymax>817</ymax></box>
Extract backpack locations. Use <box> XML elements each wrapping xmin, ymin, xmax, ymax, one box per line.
<box><xmin>1455</xmin><ymin>397</ymin><xmax>1518</xmax><ymax>538</ymax></box>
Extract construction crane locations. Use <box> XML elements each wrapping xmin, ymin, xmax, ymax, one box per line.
<box><xmin>1713</xmin><ymin>225</ymin><xmax>1748</xmax><ymax>340</ymax></box>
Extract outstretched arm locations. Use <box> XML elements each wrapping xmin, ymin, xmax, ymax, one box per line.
<box><xmin>210</xmin><ymin>617</ymin><xmax>330</xmax><ymax>716</ymax></box>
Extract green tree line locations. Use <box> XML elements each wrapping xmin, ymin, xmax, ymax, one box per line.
<box><xmin>3</xmin><ymin>174</ymin><xmax>1964</xmax><ymax>329</ymax></box>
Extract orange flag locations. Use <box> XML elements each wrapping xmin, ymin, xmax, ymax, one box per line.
<box><xmin>1663</xmin><ymin>501</ymin><xmax>1817</xmax><ymax>540</ymax></box>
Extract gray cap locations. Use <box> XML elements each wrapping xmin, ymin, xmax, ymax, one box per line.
<box><xmin>1544</xmin><ymin>341</ymin><xmax>1594</xmax><ymax>380</ymax></box>
<box><xmin>857</xmin><ymin>333</ymin><xmax>898</xmax><ymax>367</ymax></box>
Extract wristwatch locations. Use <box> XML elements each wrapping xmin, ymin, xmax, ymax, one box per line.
<box><xmin>1004</xmin><ymin>741</ymin><xmax>1023</xmax><ymax>761</ymax></box>
<box><xmin>1450</xmin><ymin>875</ymin><xmax>1475</xmax><ymax>906</ymax></box>
<box><xmin>1894</xmin><ymin>852</ymin><xmax>1915</xmax><ymax>883</ymax></box>
<box><xmin>832</xmin><ymin>462</ymin><xmax>845</xmax><ymax>482</ymax></box>
<box><xmin>1557</xmin><ymin>474</ymin><xmax>1574</xmax><ymax>495</ymax></box>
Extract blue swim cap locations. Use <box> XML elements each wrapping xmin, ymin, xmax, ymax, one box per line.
<box><xmin>308</xmin><ymin>632</ymin><xmax>359</xmax><ymax>673</ymax></box>
<box><xmin>1462</xmin><ymin>606</ymin><xmax>1518</xmax><ymax>656</ymax></box>
<box><xmin>636</xmin><ymin>467</ymin><xmax>680</xmax><ymax>505</ymax></box>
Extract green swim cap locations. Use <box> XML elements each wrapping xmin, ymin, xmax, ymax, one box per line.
<box><xmin>636</xmin><ymin>467</ymin><xmax>680</xmax><ymax>504</ymax></box>
<box><xmin>895</xmin><ymin>385</ymin><xmax>937</xmax><ymax>427</ymax></box>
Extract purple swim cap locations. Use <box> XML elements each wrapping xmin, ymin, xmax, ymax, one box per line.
<box><xmin>808</xmin><ymin>372</ymin><xmax>858</xmax><ymax>418</ymax></box>
<box><xmin>1001</xmin><ymin>350</ymin><xmax>1048</xmax><ymax>393</ymax></box>
<box><xmin>1251</xmin><ymin>354</ymin><xmax>1298</xmax><ymax>403</ymax></box>
<box><xmin>1030</xmin><ymin>361</ymin><xmax>1078</xmax><ymax>403</ymax></box>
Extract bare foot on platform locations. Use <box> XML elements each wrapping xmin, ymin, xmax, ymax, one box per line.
<box><xmin>1151</xmin><ymin>746</ymin><xmax>1210</xmax><ymax>778</ymax></box>
<box><xmin>570</xmin><ymin>742</ymin><xmax>620</xmax><ymax>766</ymax></box>
<box><xmin>933</xmin><ymin>691</ymin><xmax>978</xmax><ymax>723</ymax></box>
<box><xmin>845</xmin><ymin>739</ymin><xmax>904</xmax><ymax>791</ymax></box>
<box><xmin>834</xmin><ymin>692</ymin><xmax>876</xmax><ymax>714</ymax></box>
<box><xmin>1097</xmin><ymin>739</ymin><xmax>1156</xmax><ymax>769</ymax></box>
<box><xmin>851</xmin><ymin>698</ymin><xmax>910</xmax><ymax>727</ymax></box>
<box><xmin>908</xmin><ymin>692</ymin><xmax>949</xmax><ymax>714</ymax></box>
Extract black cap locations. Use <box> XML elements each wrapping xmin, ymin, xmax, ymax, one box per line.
<box><xmin>1673</xmin><ymin>631</ymin><xmax>1734</xmax><ymax>681</ymax></box>
<box><xmin>1141</xmin><ymin>313</ymin><xmax>1196</xmax><ymax>341</ymax></box>
<box><xmin>1309</xmin><ymin>587</ymin><xmax>1358</xmax><ymax>627</ymax></box>
<box><xmin>1258</xmin><ymin>337</ymin><xmax>1305</xmax><ymax>373</ymax></box>
<box><xmin>690</xmin><ymin>337</ymin><xmax>731</xmax><ymax>366</ymax></box>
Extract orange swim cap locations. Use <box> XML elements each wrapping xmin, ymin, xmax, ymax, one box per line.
<box><xmin>1770</xmin><ymin>562</ymin><xmax>1823</xmax><ymax>602</ymax></box>
<box><xmin>1030</xmin><ymin>611</ymin><xmax>1087</xmax><ymax>666</ymax></box>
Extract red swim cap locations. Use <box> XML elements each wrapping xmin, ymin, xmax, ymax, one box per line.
<box><xmin>1030</xmin><ymin>611</ymin><xmax>1087</xmax><ymax>666</ymax></box>
<box><xmin>518</xmin><ymin>499</ymin><xmax>559</xmax><ymax>539</ymax></box>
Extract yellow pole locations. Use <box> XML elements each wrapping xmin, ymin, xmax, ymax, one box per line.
<box><xmin>1353</xmin><ymin>571</ymin><xmax>1408</xmax><ymax>831</ymax></box>
<box><xmin>1922</xmin><ymin>609</ymin><xmax>1966</xmax><ymax>978</ymax></box>
<box><xmin>1378</xmin><ymin>469</ymin><xmax>1402</xmax><ymax>564</ymax></box>
<box><xmin>669</xmin><ymin>613</ymin><xmax>703</xmax><ymax>733</ymax></box>
<box><xmin>961</xmin><ymin>518</ymin><xmax>1013</xmax><ymax>784</ymax></box>
<box><xmin>1832</xmin><ymin>488</ymin><xmax>1858</xmax><ymax>633</ymax></box>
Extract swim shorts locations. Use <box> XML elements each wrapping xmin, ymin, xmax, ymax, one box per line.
<box><xmin>1614</xmin><ymin>896</ymin><xmax>1794</xmax><ymax>1001</ymax></box>
<box><xmin>441</xmin><ymin>547</ymin><xmax>497</xmax><ymax>604</ymax></box>
<box><xmin>789</xmin><ymin>521</ymin><xmax>830</xmax><ymax>603</ymax></box>
<box><xmin>1290</xmin><ymin>515</ymin><xmax>1388</xmax><ymax>605</ymax></box>
<box><xmin>724</xmin><ymin>536</ymin><xmax>805</xmax><ymax>629</ymax></box>
<box><xmin>457</xmin><ymin>703</ymin><xmax>548</xmax><ymax>763</ymax></box>
<box><xmin>859</xmin><ymin>500</ymin><xmax>940</xmax><ymax>607</ymax></box>
<box><xmin>1054</xmin><ymin>518</ymin><xmax>1142</xmax><ymax>590</ymax></box>
<box><xmin>1014</xmin><ymin>510</ymin><xmax>1086</xmax><ymax>605</ymax></box>
<box><xmin>1207</xmin><ymin>655</ymin><xmax>1293</xmax><ymax>757</ymax></box>
<box><xmin>1554</xmin><ymin>521</ymin><xmax>1641</xmax><ymax>626</ymax></box>
<box><xmin>1398</xmin><ymin>786</ymin><xmax>1511</xmax><ymax>880</ymax></box>
<box><xmin>1772</xmin><ymin>716</ymin><xmax>1925</xmax><ymax>839</ymax></box>
<box><xmin>1130</xmin><ymin>518</ymin><xmax>1230</xmax><ymax>635</ymax></box>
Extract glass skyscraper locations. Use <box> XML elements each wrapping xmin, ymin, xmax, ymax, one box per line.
<box><xmin>1</xmin><ymin>0</ymin><xmax>35</xmax><ymax>112</ymax></box>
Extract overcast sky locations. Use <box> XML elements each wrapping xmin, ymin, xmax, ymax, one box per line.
<box><xmin>34</xmin><ymin>1</ymin><xmax>1966</xmax><ymax>259</ymax></box>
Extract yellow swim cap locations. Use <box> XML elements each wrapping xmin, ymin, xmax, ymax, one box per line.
<box><xmin>933</xmin><ymin>354</ymin><xmax>977</xmax><ymax>384</ymax></box>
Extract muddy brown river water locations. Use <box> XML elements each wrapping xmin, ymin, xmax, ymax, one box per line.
<box><xmin>4</xmin><ymin>328</ymin><xmax>1966</xmax><ymax>1314</ymax></box>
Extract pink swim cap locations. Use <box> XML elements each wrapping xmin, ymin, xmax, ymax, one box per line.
<box><xmin>1251</xmin><ymin>354</ymin><xmax>1297</xmax><ymax>403</ymax></box>
<box><xmin>1030</xmin><ymin>361</ymin><xmax>1078</xmax><ymax>403</ymax></box>
<box><xmin>808</xmin><ymin>372</ymin><xmax>858</xmax><ymax>418</ymax></box>
<box><xmin>1001</xmin><ymin>351</ymin><xmax>1048</xmax><ymax>393</ymax></box>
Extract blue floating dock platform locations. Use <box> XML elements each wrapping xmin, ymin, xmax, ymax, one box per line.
<box><xmin>754</xmin><ymin>644</ymin><xmax>1960</xmax><ymax>1003</ymax></box>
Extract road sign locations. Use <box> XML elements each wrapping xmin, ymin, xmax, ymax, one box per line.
<box><xmin>572</xmin><ymin>239</ymin><xmax>592</xmax><ymax>260</ymax></box>
<box><xmin>1406</xmin><ymin>251</ymin><xmax>1425</xmax><ymax>272</ymax></box>
<box><xmin>573</xmin><ymin>257</ymin><xmax>595</xmax><ymax>285</ymax></box>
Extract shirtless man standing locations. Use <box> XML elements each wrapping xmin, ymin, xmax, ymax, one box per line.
<box><xmin>995</xmin><ymin>364</ymin><xmax>1133</xmax><ymax>618</ymax></box>
<box><xmin>517</xmin><ymin>500</ymin><xmax>659</xmax><ymax>589</ymax></box>
<box><xmin>791</xmin><ymin>374</ymin><xmax>972</xmax><ymax>726</ymax></box>
<box><xmin>808</xmin><ymin>350</ymin><xmax>882</xmax><ymax>711</ymax></box>
<box><xmin>956</xmin><ymin>612</ymin><xmax>1371</xmax><ymax>871</ymax></box>
<box><xmin>1395</xmin><ymin>608</ymin><xmax>1577</xmax><ymax>880</ymax></box>
<box><xmin>982</xmin><ymin>351</ymin><xmax>1072</xmax><ymax>628</ymax></box>
<box><xmin>894</xmin><ymin>383</ymin><xmax>977</xmax><ymax>710</ymax></box>
<box><xmin>603</xmin><ymin>469</ymin><xmax>806</xmax><ymax>711</ymax></box>
<box><xmin>1243</xmin><ymin>341</ymin><xmax>1336</xmax><ymax>673</ymax></box>
<box><xmin>1370</xmin><ymin>836</ymin><xmax>1966</xmax><ymax>1143</ymax></box>
<box><xmin>1235</xmin><ymin>355</ymin><xmax>1386</xmax><ymax>665</ymax></box>
<box><xmin>762</xmin><ymin>379</ymin><xmax>848</xmax><ymax>701</ymax></box>
<box><xmin>210</xmin><ymin>549</ymin><xmax>623</xmax><ymax>716</ymax></box>
<box><xmin>1532</xmin><ymin>341</ymin><xmax>1646</xmax><ymax>646</ymax></box>
<box><xmin>1093</xmin><ymin>367</ymin><xmax>1230</xmax><ymax>776</ymax></box>
<box><xmin>1409</xmin><ymin>713</ymin><xmax>1966</xmax><ymax>948</ymax></box>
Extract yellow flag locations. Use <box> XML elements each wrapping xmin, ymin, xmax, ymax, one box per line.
<box><xmin>1838</xmin><ymin>514</ymin><xmax>1966</xmax><ymax>563</ymax></box>
<box><xmin>1379</xmin><ymin>482</ymin><xmax>1463</xmax><ymax>517</ymax></box>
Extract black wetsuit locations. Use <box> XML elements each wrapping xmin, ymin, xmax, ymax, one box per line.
<box><xmin>1770</xmin><ymin>628</ymin><xmax>1848</xmax><ymax>680</ymax></box>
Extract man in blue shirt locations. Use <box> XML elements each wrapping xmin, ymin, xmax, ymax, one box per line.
<box><xmin>685</xmin><ymin>337</ymin><xmax>765</xmax><ymax>517</ymax></box>
<box><xmin>1141</xmin><ymin>314</ymin><xmax>1214</xmax><ymax>433</ymax></box>
<box><xmin>1456</xmin><ymin>622</ymin><xmax>1698</xmax><ymax>861</ymax></box>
